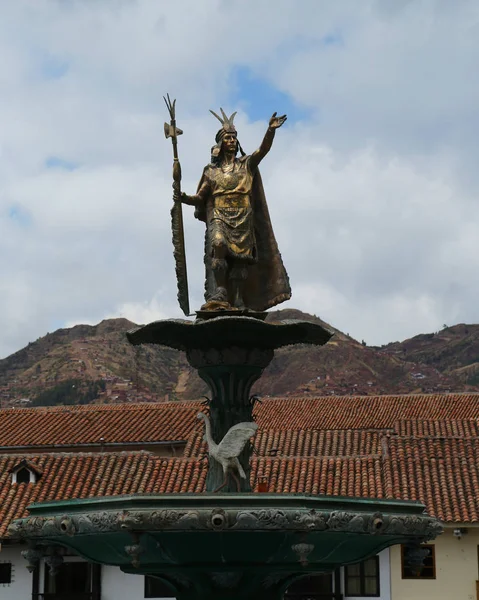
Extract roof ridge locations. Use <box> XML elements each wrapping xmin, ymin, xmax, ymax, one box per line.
<box><xmin>2</xmin><ymin>393</ymin><xmax>479</xmax><ymax>415</ymax></box>
<box><xmin>259</xmin><ymin>392</ymin><xmax>479</xmax><ymax>401</ymax></box>
<box><xmin>392</xmin><ymin>435</ymin><xmax>479</xmax><ymax>439</ymax></box>
<box><xmin>190</xmin><ymin>427</ymin><xmax>389</xmax><ymax>434</ymax></box>
<box><xmin>394</xmin><ymin>417</ymin><xmax>479</xmax><ymax>422</ymax></box>
<box><xmin>0</xmin><ymin>450</ymin><xmax>156</xmax><ymax>458</ymax></box>
<box><xmin>0</xmin><ymin>401</ymin><xmax>203</xmax><ymax>414</ymax></box>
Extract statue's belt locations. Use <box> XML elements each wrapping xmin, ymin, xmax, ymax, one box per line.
<box><xmin>213</xmin><ymin>194</ymin><xmax>251</xmax><ymax>209</ymax></box>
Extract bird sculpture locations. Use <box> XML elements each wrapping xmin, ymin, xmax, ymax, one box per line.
<box><xmin>197</xmin><ymin>412</ymin><xmax>258</xmax><ymax>493</ymax></box>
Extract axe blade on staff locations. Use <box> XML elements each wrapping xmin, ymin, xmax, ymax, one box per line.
<box><xmin>164</xmin><ymin>122</ymin><xmax>183</xmax><ymax>139</ymax></box>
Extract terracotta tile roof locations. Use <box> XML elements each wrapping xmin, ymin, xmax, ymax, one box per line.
<box><xmin>3</xmin><ymin>394</ymin><xmax>479</xmax><ymax>448</ymax></box>
<box><xmin>251</xmin><ymin>457</ymin><xmax>385</xmax><ymax>497</ymax></box>
<box><xmin>0</xmin><ymin>402</ymin><xmax>203</xmax><ymax>447</ymax></box>
<box><xmin>0</xmin><ymin>452</ymin><xmax>384</xmax><ymax>537</ymax></box>
<box><xmin>384</xmin><ymin>437</ymin><xmax>479</xmax><ymax>523</ymax></box>
<box><xmin>254</xmin><ymin>394</ymin><xmax>479</xmax><ymax>430</ymax></box>
<box><xmin>165</xmin><ymin>444</ymin><xmax>479</xmax><ymax>521</ymax></box>
<box><xmin>155</xmin><ymin>457</ymin><xmax>206</xmax><ymax>494</ymax></box>
<box><xmin>393</xmin><ymin>419</ymin><xmax>479</xmax><ymax>437</ymax></box>
<box><xmin>2</xmin><ymin>394</ymin><xmax>479</xmax><ymax>537</ymax></box>
<box><xmin>2</xmin><ymin>437</ymin><xmax>479</xmax><ymax>537</ymax></box>
<box><xmin>0</xmin><ymin>451</ymin><xmax>164</xmax><ymax>537</ymax></box>
<box><xmin>184</xmin><ymin>429</ymin><xmax>382</xmax><ymax>458</ymax></box>
<box><xmin>8</xmin><ymin>458</ymin><xmax>44</xmax><ymax>475</ymax></box>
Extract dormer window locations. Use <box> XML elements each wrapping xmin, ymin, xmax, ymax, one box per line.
<box><xmin>15</xmin><ymin>468</ymin><xmax>32</xmax><ymax>484</ymax></box>
<box><xmin>9</xmin><ymin>459</ymin><xmax>42</xmax><ymax>484</ymax></box>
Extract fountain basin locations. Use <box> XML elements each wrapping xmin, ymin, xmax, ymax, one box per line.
<box><xmin>10</xmin><ymin>492</ymin><xmax>442</xmax><ymax>600</ymax></box>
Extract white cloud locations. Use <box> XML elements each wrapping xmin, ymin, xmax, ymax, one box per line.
<box><xmin>65</xmin><ymin>292</ymin><xmax>178</xmax><ymax>330</ymax></box>
<box><xmin>1</xmin><ymin>0</ymin><xmax>478</xmax><ymax>357</ymax></box>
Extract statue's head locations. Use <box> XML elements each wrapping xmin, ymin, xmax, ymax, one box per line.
<box><xmin>217</xmin><ymin>130</ymin><xmax>238</xmax><ymax>157</ymax></box>
<box><xmin>209</xmin><ymin>108</ymin><xmax>244</xmax><ymax>162</ymax></box>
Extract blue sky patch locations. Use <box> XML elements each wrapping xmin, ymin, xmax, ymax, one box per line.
<box><xmin>322</xmin><ymin>31</ymin><xmax>343</xmax><ymax>46</ymax></box>
<box><xmin>49</xmin><ymin>319</ymin><xmax>66</xmax><ymax>331</ymax></box>
<box><xmin>45</xmin><ymin>156</ymin><xmax>78</xmax><ymax>171</ymax></box>
<box><xmin>40</xmin><ymin>54</ymin><xmax>69</xmax><ymax>79</ymax></box>
<box><xmin>8</xmin><ymin>206</ymin><xmax>32</xmax><ymax>227</ymax></box>
<box><xmin>228</xmin><ymin>66</ymin><xmax>311</xmax><ymax>124</ymax></box>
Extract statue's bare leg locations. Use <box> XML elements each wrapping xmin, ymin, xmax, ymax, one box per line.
<box><xmin>209</xmin><ymin>241</ymin><xmax>229</xmax><ymax>303</ymax></box>
<box><xmin>230</xmin><ymin>264</ymin><xmax>248</xmax><ymax>309</ymax></box>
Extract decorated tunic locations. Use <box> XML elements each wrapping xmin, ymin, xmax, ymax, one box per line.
<box><xmin>201</xmin><ymin>156</ymin><xmax>256</xmax><ymax>262</ymax></box>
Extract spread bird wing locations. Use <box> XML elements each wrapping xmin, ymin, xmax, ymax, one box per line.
<box><xmin>217</xmin><ymin>422</ymin><xmax>258</xmax><ymax>459</ymax></box>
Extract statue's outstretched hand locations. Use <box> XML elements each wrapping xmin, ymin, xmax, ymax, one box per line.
<box><xmin>269</xmin><ymin>112</ymin><xmax>287</xmax><ymax>129</ymax></box>
<box><xmin>180</xmin><ymin>192</ymin><xmax>201</xmax><ymax>206</ymax></box>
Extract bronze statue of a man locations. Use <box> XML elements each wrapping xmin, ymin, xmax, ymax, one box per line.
<box><xmin>181</xmin><ymin>109</ymin><xmax>291</xmax><ymax>312</ymax></box>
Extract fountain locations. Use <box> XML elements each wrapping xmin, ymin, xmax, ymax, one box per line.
<box><xmin>9</xmin><ymin>98</ymin><xmax>442</xmax><ymax>599</ymax></box>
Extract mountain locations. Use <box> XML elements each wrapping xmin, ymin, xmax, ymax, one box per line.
<box><xmin>0</xmin><ymin>318</ymin><xmax>192</xmax><ymax>405</ymax></box>
<box><xmin>379</xmin><ymin>324</ymin><xmax>479</xmax><ymax>387</ymax></box>
<box><xmin>0</xmin><ymin>311</ymin><xmax>477</xmax><ymax>407</ymax></box>
<box><xmin>256</xmin><ymin>310</ymin><xmax>468</xmax><ymax>397</ymax></box>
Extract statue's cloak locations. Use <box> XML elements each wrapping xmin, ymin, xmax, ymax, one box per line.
<box><xmin>194</xmin><ymin>164</ymin><xmax>291</xmax><ymax>312</ymax></box>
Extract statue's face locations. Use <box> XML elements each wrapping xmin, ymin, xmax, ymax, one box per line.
<box><xmin>222</xmin><ymin>132</ymin><xmax>237</xmax><ymax>154</ymax></box>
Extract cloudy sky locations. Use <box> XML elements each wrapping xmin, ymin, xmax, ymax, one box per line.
<box><xmin>1</xmin><ymin>0</ymin><xmax>478</xmax><ymax>357</ymax></box>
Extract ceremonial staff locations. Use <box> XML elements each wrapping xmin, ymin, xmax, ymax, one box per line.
<box><xmin>163</xmin><ymin>94</ymin><xmax>190</xmax><ymax>316</ymax></box>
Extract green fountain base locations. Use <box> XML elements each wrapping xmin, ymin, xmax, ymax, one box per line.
<box><xmin>11</xmin><ymin>492</ymin><xmax>442</xmax><ymax>600</ymax></box>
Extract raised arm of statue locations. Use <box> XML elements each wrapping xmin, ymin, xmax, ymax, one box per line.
<box><xmin>249</xmin><ymin>112</ymin><xmax>287</xmax><ymax>171</ymax></box>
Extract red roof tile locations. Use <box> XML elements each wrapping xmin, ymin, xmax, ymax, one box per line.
<box><xmin>384</xmin><ymin>437</ymin><xmax>479</xmax><ymax>523</ymax></box>
<box><xmin>1</xmin><ymin>394</ymin><xmax>479</xmax><ymax>537</ymax></box>
<box><xmin>0</xmin><ymin>451</ymin><xmax>162</xmax><ymax>537</ymax></box>
<box><xmin>393</xmin><ymin>419</ymin><xmax>479</xmax><ymax>438</ymax></box>
<box><xmin>184</xmin><ymin>429</ymin><xmax>382</xmax><ymax>458</ymax></box>
<box><xmin>8</xmin><ymin>458</ymin><xmax>44</xmax><ymax>475</ymax></box>
<box><xmin>0</xmin><ymin>402</ymin><xmax>202</xmax><ymax>447</ymax></box>
<box><xmin>255</xmin><ymin>394</ymin><xmax>479</xmax><ymax>430</ymax></box>
<box><xmin>2</xmin><ymin>394</ymin><xmax>479</xmax><ymax>448</ymax></box>
<box><xmin>2</xmin><ymin>437</ymin><xmax>479</xmax><ymax>537</ymax></box>
<box><xmin>0</xmin><ymin>452</ymin><xmax>385</xmax><ymax>537</ymax></box>
<box><xmin>251</xmin><ymin>456</ymin><xmax>385</xmax><ymax>497</ymax></box>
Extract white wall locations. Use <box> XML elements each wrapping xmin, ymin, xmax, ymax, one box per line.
<box><xmin>343</xmin><ymin>548</ymin><xmax>391</xmax><ymax>600</ymax></box>
<box><xmin>0</xmin><ymin>545</ymin><xmax>174</xmax><ymax>600</ymax></box>
<box><xmin>66</xmin><ymin>559</ymin><xmax>173</xmax><ymax>600</ymax></box>
<box><xmin>390</xmin><ymin>527</ymin><xmax>479</xmax><ymax>600</ymax></box>
<box><xmin>0</xmin><ymin>546</ymin><xmax>33</xmax><ymax>600</ymax></box>
<box><xmin>102</xmin><ymin>566</ymin><xmax>148</xmax><ymax>600</ymax></box>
